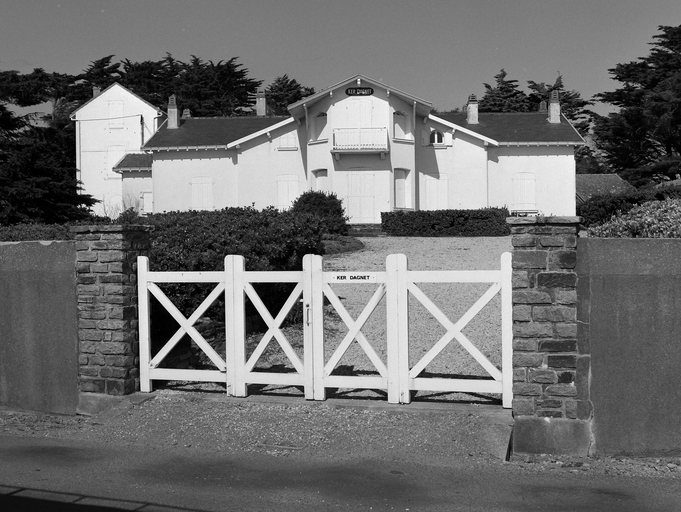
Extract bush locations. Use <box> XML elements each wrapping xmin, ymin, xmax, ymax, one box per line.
<box><xmin>588</xmin><ymin>199</ymin><xmax>681</xmax><ymax>238</ymax></box>
<box><xmin>290</xmin><ymin>190</ymin><xmax>349</xmax><ymax>235</ymax></box>
<box><xmin>381</xmin><ymin>208</ymin><xmax>510</xmax><ymax>237</ymax></box>
<box><xmin>577</xmin><ymin>186</ymin><xmax>681</xmax><ymax>227</ymax></box>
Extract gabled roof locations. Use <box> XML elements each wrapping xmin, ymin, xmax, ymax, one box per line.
<box><xmin>288</xmin><ymin>74</ymin><xmax>433</xmax><ymax>119</ymax></box>
<box><xmin>576</xmin><ymin>174</ymin><xmax>635</xmax><ymax>204</ymax></box>
<box><xmin>113</xmin><ymin>153</ymin><xmax>153</xmax><ymax>173</ymax></box>
<box><xmin>70</xmin><ymin>82</ymin><xmax>164</xmax><ymax>119</ymax></box>
<box><xmin>435</xmin><ymin>112</ymin><xmax>585</xmax><ymax>146</ymax></box>
<box><xmin>143</xmin><ymin>116</ymin><xmax>289</xmax><ymax>151</ymax></box>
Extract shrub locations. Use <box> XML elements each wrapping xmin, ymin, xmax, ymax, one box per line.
<box><xmin>577</xmin><ymin>185</ymin><xmax>681</xmax><ymax>227</ymax></box>
<box><xmin>290</xmin><ymin>190</ymin><xmax>349</xmax><ymax>235</ymax></box>
<box><xmin>381</xmin><ymin>208</ymin><xmax>510</xmax><ymax>237</ymax></box>
<box><xmin>588</xmin><ymin>199</ymin><xmax>681</xmax><ymax>238</ymax></box>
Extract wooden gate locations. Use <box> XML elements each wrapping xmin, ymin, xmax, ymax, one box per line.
<box><xmin>138</xmin><ymin>253</ymin><xmax>513</xmax><ymax>407</ymax></box>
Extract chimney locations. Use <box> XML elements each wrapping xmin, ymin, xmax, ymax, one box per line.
<box><xmin>92</xmin><ymin>86</ymin><xmax>101</xmax><ymax>98</ymax></box>
<box><xmin>255</xmin><ymin>89</ymin><xmax>266</xmax><ymax>117</ymax></box>
<box><xmin>167</xmin><ymin>95</ymin><xmax>178</xmax><ymax>129</ymax></box>
<box><xmin>182</xmin><ymin>108</ymin><xmax>191</xmax><ymax>119</ymax></box>
<box><xmin>548</xmin><ymin>90</ymin><xmax>560</xmax><ymax>123</ymax></box>
<box><xmin>466</xmin><ymin>94</ymin><xmax>478</xmax><ymax>124</ymax></box>
<box><xmin>538</xmin><ymin>100</ymin><xmax>547</xmax><ymax>113</ymax></box>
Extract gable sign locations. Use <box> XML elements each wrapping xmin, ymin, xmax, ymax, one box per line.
<box><xmin>346</xmin><ymin>87</ymin><xmax>374</xmax><ymax>96</ymax></box>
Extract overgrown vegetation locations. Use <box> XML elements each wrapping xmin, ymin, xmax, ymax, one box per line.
<box><xmin>588</xmin><ymin>199</ymin><xmax>681</xmax><ymax>238</ymax></box>
<box><xmin>381</xmin><ymin>208</ymin><xmax>510</xmax><ymax>237</ymax></box>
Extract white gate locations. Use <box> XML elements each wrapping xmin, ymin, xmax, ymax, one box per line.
<box><xmin>138</xmin><ymin>253</ymin><xmax>513</xmax><ymax>407</ymax></box>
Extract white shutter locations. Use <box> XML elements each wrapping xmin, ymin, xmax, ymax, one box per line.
<box><xmin>313</xmin><ymin>169</ymin><xmax>329</xmax><ymax>192</ymax></box>
<box><xmin>277</xmin><ymin>175</ymin><xmax>299</xmax><ymax>210</ymax></box>
<box><xmin>394</xmin><ymin>169</ymin><xmax>408</xmax><ymax>209</ymax></box>
<box><xmin>513</xmin><ymin>172</ymin><xmax>537</xmax><ymax>212</ymax></box>
<box><xmin>191</xmin><ymin>177</ymin><xmax>214</xmax><ymax>211</ymax></box>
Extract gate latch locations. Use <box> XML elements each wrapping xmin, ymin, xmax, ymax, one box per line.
<box><xmin>305</xmin><ymin>303</ymin><xmax>311</xmax><ymax>326</ymax></box>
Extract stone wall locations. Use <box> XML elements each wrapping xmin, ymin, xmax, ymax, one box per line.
<box><xmin>72</xmin><ymin>225</ymin><xmax>151</xmax><ymax>396</ymax></box>
<box><xmin>508</xmin><ymin>217</ymin><xmax>592</xmax><ymax>455</ymax></box>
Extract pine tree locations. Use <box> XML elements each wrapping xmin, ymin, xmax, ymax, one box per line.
<box><xmin>478</xmin><ymin>69</ymin><xmax>530</xmax><ymax>112</ymax></box>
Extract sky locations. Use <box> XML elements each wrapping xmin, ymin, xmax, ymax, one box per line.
<box><xmin>1</xmin><ymin>0</ymin><xmax>680</xmax><ymax>116</ymax></box>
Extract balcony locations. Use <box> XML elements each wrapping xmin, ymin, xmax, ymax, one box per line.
<box><xmin>332</xmin><ymin>128</ymin><xmax>389</xmax><ymax>159</ymax></box>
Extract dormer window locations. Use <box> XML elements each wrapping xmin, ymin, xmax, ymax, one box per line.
<box><xmin>429</xmin><ymin>130</ymin><xmax>444</xmax><ymax>145</ymax></box>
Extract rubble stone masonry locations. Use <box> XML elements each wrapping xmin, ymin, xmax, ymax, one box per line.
<box><xmin>507</xmin><ymin>217</ymin><xmax>592</xmax><ymax>427</ymax></box>
<box><xmin>71</xmin><ymin>225</ymin><xmax>151</xmax><ymax>396</ymax></box>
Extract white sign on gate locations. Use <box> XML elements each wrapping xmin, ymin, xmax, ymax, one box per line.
<box><xmin>327</xmin><ymin>272</ymin><xmax>378</xmax><ymax>283</ymax></box>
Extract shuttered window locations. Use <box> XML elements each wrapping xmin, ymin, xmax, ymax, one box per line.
<box><xmin>191</xmin><ymin>177</ymin><xmax>214</xmax><ymax>211</ymax></box>
<box><xmin>512</xmin><ymin>172</ymin><xmax>537</xmax><ymax>213</ymax></box>
<box><xmin>277</xmin><ymin>175</ymin><xmax>299</xmax><ymax>210</ymax></box>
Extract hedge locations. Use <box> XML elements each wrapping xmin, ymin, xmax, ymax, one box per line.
<box><xmin>290</xmin><ymin>190</ymin><xmax>349</xmax><ymax>235</ymax></box>
<box><xmin>381</xmin><ymin>208</ymin><xmax>510</xmax><ymax>236</ymax></box>
<box><xmin>577</xmin><ymin>185</ymin><xmax>681</xmax><ymax>227</ymax></box>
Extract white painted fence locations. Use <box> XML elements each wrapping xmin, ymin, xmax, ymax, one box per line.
<box><xmin>138</xmin><ymin>253</ymin><xmax>513</xmax><ymax>407</ymax></box>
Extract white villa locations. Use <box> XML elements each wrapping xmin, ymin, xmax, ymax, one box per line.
<box><xmin>72</xmin><ymin>75</ymin><xmax>584</xmax><ymax>222</ymax></box>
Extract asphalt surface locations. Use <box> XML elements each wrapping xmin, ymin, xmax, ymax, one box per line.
<box><xmin>1</xmin><ymin>393</ymin><xmax>680</xmax><ymax>512</ymax></box>
<box><xmin>1</xmin><ymin>434</ymin><xmax>680</xmax><ymax>512</ymax></box>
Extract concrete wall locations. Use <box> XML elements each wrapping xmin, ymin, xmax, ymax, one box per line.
<box><xmin>0</xmin><ymin>241</ymin><xmax>79</xmax><ymax>415</ymax></box>
<box><xmin>577</xmin><ymin>239</ymin><xmax>681</xmax><ymax>456</ymax></box>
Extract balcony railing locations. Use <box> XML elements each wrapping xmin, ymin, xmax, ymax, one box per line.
<box><xmin>332</xmin><ymin>128</ymin><xmax>389</xmax><ymax>152</ymax></box>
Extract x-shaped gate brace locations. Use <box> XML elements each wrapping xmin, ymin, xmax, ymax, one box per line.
<box><xmin>407</xmin><ymin>281</ymin><xmax>503</xmax><ymax>382</ymax></box>
<box><xmin>321</xmin><ymin>282</ymin><xmax>388</xmax><ymax>378</ymax></box>
<box><xmin>147</xmin><ymin>282</ymin><xmax>227</xmax><ymax>371</ymax></box>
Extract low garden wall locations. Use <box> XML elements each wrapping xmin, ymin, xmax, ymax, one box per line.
<box><xmin>577</xmin><ymin>239</ymin><xmax>681</xmax><ymax>456</ymax></box>
<box><xmin>0</xmin><ymin>241</ymin><xmax>79</xmax><ymax>415</ymax></box>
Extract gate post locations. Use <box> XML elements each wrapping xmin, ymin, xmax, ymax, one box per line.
<box><xmin>386</xmin><ymin>254</ymin><xmax>409</xmax><ymax>404</ymax></box>
<box><xmin>303</xmin><ymin>254</ymin><xmax>325</xmax><ymax>400</ymax></box>
<box><xmin>72</xmin><ymin>224</ymin><xmax>151</xmax><ymax>398</ymax></box>
<box><xmin>507</xmin><ymin>216</ymin><xmax>592</xmax><ymax>456</ymax></box>
<box><xmin>225</xmin><ymin>255</ymin><xmax>247</xmax><ymax>397</ymax></box>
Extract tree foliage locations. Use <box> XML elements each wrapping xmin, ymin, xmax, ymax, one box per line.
<box><xmin>265</xmin><ymin>75</ymin><xmax>314</xmax><ymax>116</ymax></box>
<box><xmin>479</xmin><ymin>69</ymin><xmax>530</xmax><ymax>113</ymax></box>
<box><xmin>593</xmin><ymin>25</ymin><xmax>681</xmax><ymax>171</ymax></box>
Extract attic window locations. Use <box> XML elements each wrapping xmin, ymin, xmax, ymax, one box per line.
<box><xmin>429</xmin><ymin>130</ymin><xmax>444</xmax><ymax>145</ymax></box>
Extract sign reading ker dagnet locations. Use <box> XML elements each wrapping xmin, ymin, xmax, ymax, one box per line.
<box><xmin>327</xmin><ymin>272</ymin><xmax>378</xmax><ymax>283</ymax></box>
<box><xmin>345</xmin><ymin>87</ymin><xmax>374</xmax><ymax>96</ymax></box>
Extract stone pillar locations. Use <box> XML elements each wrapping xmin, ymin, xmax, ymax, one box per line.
<box><xmin>72</xmin><ymin>225</ymin><xmax>152</xmax><ymax>396</ymax></box>
<box><xmin>507</xmin><ymin>216</ymin><xmax>592</xmax><ymax>456</ymax></box>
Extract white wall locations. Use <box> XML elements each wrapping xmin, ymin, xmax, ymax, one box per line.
<box><xmin>73</xmin><ymin>85</ymin><xmax>161</xmax><ymax>216</ymax></box>
<box><xmin>487</xmin><ymin>146</ymin><xmax>576</xmax><ymax>216</ymax></box>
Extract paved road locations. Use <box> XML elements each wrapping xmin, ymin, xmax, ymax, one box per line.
<box><xmin>1</xmin><ymin>434</ymin><xmax>679</xmax><ymax>512</ymax></box>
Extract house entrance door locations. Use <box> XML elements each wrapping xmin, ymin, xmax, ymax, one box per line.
<box><xmin>347</xmin><ymin>171</ymin><xmax>375</xmax><ymax>223</ymax></box>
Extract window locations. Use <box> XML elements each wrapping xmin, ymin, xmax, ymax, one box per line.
<box><xmin>278</xmin><ymin>131</ymin><xmax>298</xmax><ymax>150</ymax></box>
<box><xmin>393</xmin><ymin>111</ymin><xmax>411</xmax><ymax>140</ymax></box>
<box><xmin>314</xmin><ymin>113</ymin><xmax>328</xmax><ymax>140</ymax></box>
<box><xmin>108</xmin><ymin>100</ymin><xmax>123</xmax><ymax>129</ymax></box>
<box><xmin>313</xmin><ymin>169</ymin><xmax>329</xmax><ymax>192</ymax></box>
<box><xmin>429</xmin><ymin>130</ymin><xmax>444</xmax><ymax>145</ymax></box>
<box><xmin>394</xmin><ymin>169</ymin><xmax>410</xmax><ymax>209</ymax></box>
<box><xmin>191</xmin><ymin>177</ymin><xmax>214</xmax><ymax>211</ymax></box>
<box><xmin>277</xmin><ymin>175</ymin><xmax>299</xmax><ymax>210</ymax></box>
<box><xmin>140</xmin><ymin>192</ymin><xmax>153</xmax><ymax>215</ymax></box>
<box><xmin>512</xmin><ymin>172</ymin><xmax>537</xmax><ymax>213</ymax></box>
